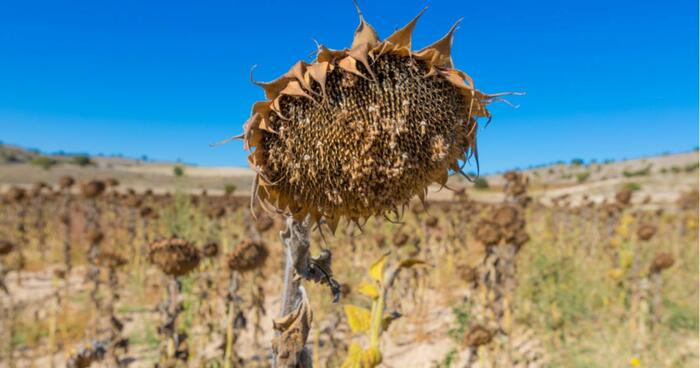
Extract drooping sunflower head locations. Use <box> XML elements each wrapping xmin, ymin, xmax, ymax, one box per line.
<box><xmin>242</xmin><ymin>5</ymin><xmax>498</xmax><ymax>231</ymax></box>
<box><xmin>148</xmin><ymin>237</ymin><xmax>201</xmax><ymax>277</ymax></box>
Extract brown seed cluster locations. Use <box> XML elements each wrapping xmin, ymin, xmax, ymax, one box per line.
<box><xmin>227</xmin><ymin>239</ymin><xmax>269</xmax><ymax>273</ymax></box>
<box><xmin>242</xmin><ymin>10</ymin><xmax>494</xmax><ymax>230</ymax></box>
<box><xmin>148</xmin><ymin>238</ymin><xmax>201</xmax><ymax>277</ymax></box>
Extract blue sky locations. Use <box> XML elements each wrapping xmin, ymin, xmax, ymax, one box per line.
<box><xmin>0</xmin><ymin>0</ymin><xmax>697</xmax><ymax>172</ymax></box>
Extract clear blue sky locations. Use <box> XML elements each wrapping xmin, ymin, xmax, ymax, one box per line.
<box><xmin>1</xmin><ymin>0</ymin><xmax>697</xmax><ymax>171</ymax></box>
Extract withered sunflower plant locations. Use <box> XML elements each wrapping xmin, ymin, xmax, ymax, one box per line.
<box><xmin>234</xmin><ymin>3</ymin><xmax>509</xmax><ymax>367</ymax></box>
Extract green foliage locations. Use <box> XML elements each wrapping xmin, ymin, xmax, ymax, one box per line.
<box><xmin>224</xmin><ymin>183</ymin><xmax>237</xmax><ymax>196</ymax></box>
<box><xmin>665</xmin><ymin>299</ymin><xmax>699</xmax><ymax>331</ymax></box>
<box><xmin>30</xmin><ymin>156</ymin><xmax>58</xmax><ymax>170</ymax></box>
<box><xmin>625</xmin><ymin>182</ymin><xmax>641</xmax><ymax>191</ymax></box>
<box><xmin>435</xmin><ymin>349</ymin><xmax>458</xmax><ymax>368</ymax></box>
<box><xmin>447</xmin><ymin>302</ymin><xmax>471</xmax><ymax>342</ymax></box>
<box><xmin>683</xmin><ymin>162</ymin><xmax>699</xmax><ymax>172</ymax></box>
<box><xmin>576</xmin><ymin>172</ymin><xmax>590</xmax><ymax>183</ymax></box>
<box><xmin>623</xmin><ymin>164</ymin><xmax>652</xmax><ymax>177</ymax></box>
<box><xmin>473</xmin><ymin>177</ymin><xmax>489</xmax><ymax>190</ymax></box>
<box><xmin>161</xmin><ymin>191</ymin><xmax>192</xmax><ymax>237</ymax></box>
<box><xmin>570</xmin><ymin>158</ymin><xmax>585</xmax><ymax>166</ymax></box>
<box><xmin>173</xmin><ymin>165</ymin><xmax>185</xmax><ymax>177</ymax></box>
<box><xmin>72</xmin><ymin>154</ymin><xmax>93</xmax><ymax>167</ymax></box>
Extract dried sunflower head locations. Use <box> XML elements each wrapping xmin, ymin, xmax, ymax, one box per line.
<box><xmin>4</xmin><ymin>186</ymin><xmax>26</xmax><ymax>203</ymax></box>
<box><xmin>86</xmin><ymin>229</ymin><xmax>104</xmax><ymax>244</ymax></box>
<box><xmin>392</xmin><ymin>232</ymin><xmax>409</xmax><ymax>248</ymax></box>
<box><xmin>463</xmin><ymin>325</ymin><xmax>493</xmax><ymax>347</ymax></box>
<box><xmin>227</xmin><ymin>239</ymin><xmax>269</xmax><ymax>273</ymax></box>
<box><xmin>637</xmin><ymin>224</ymin><xmax>656</xmax><ymax>241</ymax></box>
<box><xmin>81</xmin><ymin>180</ymin><xmax>106</xmax><ymax>199</ymax></box>
<box><xmin>105</xmin><ymin>178</ymin><xmax>119</xmax><ymax>187</ymax></box>
<box><xmin>125</xmin><ymin>195</ymin><xmax>143</xmax><ymax>209</ymax></box>
<box><xmin>242</xmin><ymin>6</ymin><xmax>498</xmax><ymax>231</ymax></box>
<box><xmin>474</xmin><ymin>219</ymin><xmax>502</xmax><ymax>246</ymax></box>
<box><xmin>0</xmin><ymin>240</ymin><xmax>15</xmax><ymax>256</ymax></box>
<box><xmin>59</xmin><ymin>176</ymin><xmax>75</xmax><ymax>190</ymax></box>
<box><xmin>649</xmin><ymin>252</ymin><xmax>674</xmax><ymax>274</ymax></box>
<box><xmin>424</xmin><ymin>215</ymin><xmax>439</xmax><ymax>228</ymax></box>
<box><xmin>615</xmin><ymin>187</ymin><xmax>633</xmax><ymax>206</ymax></box>
<box><xmin>148</xmin><ymin>237</ymin><xmax>201</xmax><ymax>277</ymax></box>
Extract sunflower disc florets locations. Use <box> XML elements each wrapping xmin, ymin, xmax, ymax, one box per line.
<box><xmin>242</xmin><ymin>7</ymin><xmax>497</xmax><ymax>231</ymax></box>
<box><xmin>148</xmin><ymin>237</ymin><xmax>201</xmax><ymax>277</ymax></box>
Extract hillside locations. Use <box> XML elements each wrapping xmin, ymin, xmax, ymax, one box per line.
<box><xmin>0</xmin><ymin>143</ymin><xmax>697</xmax><ymax>204</ymax></box>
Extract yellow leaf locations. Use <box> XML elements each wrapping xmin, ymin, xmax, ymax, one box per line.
<box><xmin>398</xmin><ymin>258</ymin><xmax>427</xmax><ymax>269</ymax></box>
<box><xmin>369</xmin><ymin>252</ymin><xmax>390</xmax><ymax>282</ymax></box>
<box><xmin>357</xmin><ymin>281</ymin><xmax>380</xmax><ymax>299</ymax></box>
<box><xmin>344</xmin><ymin>304</ymin><xmax>371</xmax><ymax>333</ymax></box>
<box><xmin>341</xmin><ymin>342</ymin><xmax>363</xmax><ymax>368</ymax></box>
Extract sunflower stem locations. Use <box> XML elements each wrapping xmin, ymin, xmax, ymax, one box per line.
<box><xmin>274</xmin><ymin>216</ymin><xmax>313</xmax><ymax>368</ymax></box>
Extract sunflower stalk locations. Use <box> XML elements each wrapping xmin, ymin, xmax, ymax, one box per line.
<box><xmin>273</xmin><ymin>216</ymin><xmax>341</xmax><ymax>368</ymax></box>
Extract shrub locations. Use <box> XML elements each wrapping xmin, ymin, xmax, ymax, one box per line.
<box><xmin>30</xmin><ymin>156</ymin><xmax>58</xmax><ymax>170</ymax></box>
<box><xmin>224</xmin><ymin>184</ymin><xmax>237</xmax><ymax>196</ymax></box>
<box><xmin>625</xmin><ymin>182</ymin><xmax>641</xmax><ymax>191</ymax></box>
<box><xmin>683</xmin><ymin>163</ymin><xmax>699</xmax><ymax>172</ymax></box>
<box><xmin>570</xmin><ymin>158</ymin><xmax>584</xmax><ymax>166</ymax></box>
<box><xmin>72</xmin><ymin>155</ymin><xmax>93</xmax><ymax>167</ymax></box>
<box><xmin>623</xmin><ymin>164</ymin><xmax>652</xmax><ymax>177</ymax></box>
<box><xmin>173</xmin><ymin>165</ymin><xmax>185</xmax><ymax>177</ymax></box>
<box><xmin>473</xmin><ymin>177</ymin><xmax>489</xmax><ymax>190</ymax></box>
<box><xmin>576</xmin><ymin>172</ymin><xmax>590</xmax><ymax>183</ymax></box>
